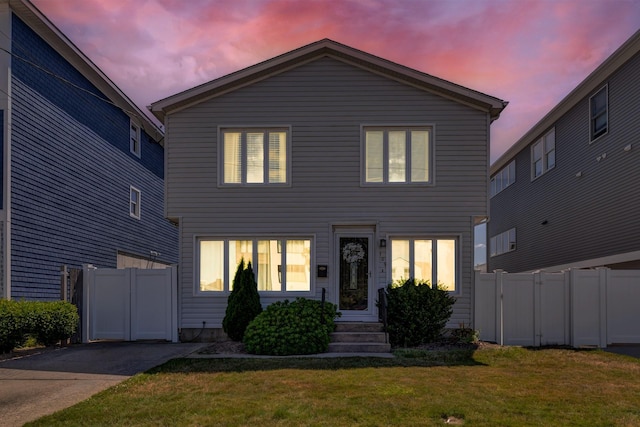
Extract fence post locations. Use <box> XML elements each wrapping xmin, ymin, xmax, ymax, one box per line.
<box><xmin>597</xmin><ymin>267</ymin><xmax>608</xmax><ymax>348</ymax></box>
<box><xmin>533</xmin><ymin>271</ymin><xmax>542</xmax><ymax>347</ymax></box>
<box><xmin>495</xmin><ymin>269</ymin><xmax>504</xmax><ymax>346</ymax></box>
<box><xmin>60</xmin><ymin>265</ymin><xmax>68</xmax><ymax>301</ymax></box>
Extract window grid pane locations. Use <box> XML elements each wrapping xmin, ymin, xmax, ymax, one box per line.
<box><xmin>229</xmin><ymin>240</ymin><xmax>253</xmax><ymax>290</ymax></box>
<box><xmin>388</xmin><ymin>131</ymin><xmax>406</xmax><ymax>182</ymax></box>
<box><xmin>200</xmin><ymin>240</ymin><xmax>224</xmax><ymax>291</ymax></box>
<box><xmin>246</xmin><ymin>132</ymin><xmax>264</xmax><ymax>183</ymax></box>
<box><xmin>414</xmin><ymin>240</ymin><xmax>432</xmax><ymax>284</ymax></box>
<box><xmin>257</xmin><ymin>240</ymin><xmax>281</xmax><ymax>291</ymax></box>
<box><xmin>285</xmin><ymin>240</ymin><xmax>311</xmax><ymax>291</ymax></box>
<box><xmin>365</xmin><ymin>131</ymin><xmax>384</xmax><ymax>182</ymax></box>
<box><xmin>436</xmin><ymin>240</ymin><xmax>456</xmax><ymax>291</ymax></box>
<box><xmin>410</xmin><ymin>131</ymin><xmax>429</xmax><ymax>182</ymax></box>
<box><xmin>268</xmin><ymin>132</ymin><xmax>286</xmax><ymax>183</ymax></box>
<box><xmin>223</xmin><ymin>132</ymin><xmax>242</xmax><ymax>183</ymax></box>
<box><xmin>391</xmin><ymin>240</ymin><xmax>410</xmax><ymax>282</ymax></box>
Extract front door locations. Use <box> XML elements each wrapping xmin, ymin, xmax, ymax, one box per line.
<box><xmin>336</xmin><ymin>233</ymin><xmax>376</xmax><ymax>321</ymax></box>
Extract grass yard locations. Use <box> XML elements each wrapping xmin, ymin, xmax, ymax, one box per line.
<box><xmin>27</xmin><ymin>346</ymin><xmax>640</xmax><ymax>426</ymax></box>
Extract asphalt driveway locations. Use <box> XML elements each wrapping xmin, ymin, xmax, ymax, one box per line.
<box><xmin>0</xmin><ymin>341</ymin><xmax>205</xmax><ymax>427</ymax></box>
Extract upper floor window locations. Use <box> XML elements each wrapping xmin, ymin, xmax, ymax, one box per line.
<box><xmin>590</xmin><ymin>85</ymin><xmax>608</xmax><ymax>141</ymax></box>
<box><xmin>130</xmin><ymin>121</ymin><xmax>141</xmax><ymax>157</ymax></box>
<box><xmin>490</xmin><ymin>228</ymin><xmax>516</xmax><ymax>257</ymax></box>
<box><xmin>198</xmin><ymin>237</ymin><xmax>312</xmax><ymax>293</ymax></box>
<box><xmin>130</xmin><ymin>186</ymin><xmax>141</xmax><ymax>219</ymax></box>
<box><xmin>363</xmin><ymin>127</ymin><xmax>432</xmax><ymax>184</ymax></box>
<box><xmin>490</xmin><ymin>160</ymin><xmax>515</xmax><ymax>197</ymax></box>
<box><xmin>220</xmin><ymin>128</ymin><xmax>289</xmax><ymax>185</ymax></box>
<box><xmin>390</xmin><ymin>237</ymin><xmax>457</xmax><ymax>291</ymax></box>
<box><xmin>532</xmin><ymin>128</ymin><xmax>555</xmax><ymax>179</ymax></box>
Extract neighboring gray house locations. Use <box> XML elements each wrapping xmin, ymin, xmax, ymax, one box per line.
<box><xmin>151</xmin><ymin>39</ymin><xmax>506</xmax><ymax>338</ymax></box>
<box><xmin>488</xmin><ymin>30</ymin><xmax>640</xmax><ymax>273</ymax></box>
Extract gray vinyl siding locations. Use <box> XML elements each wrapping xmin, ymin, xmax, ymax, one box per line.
<box><xmin>166</xmin><ymin>57</ymin><xmax>490</xmax><ymax>328</ymax></box>
<box><xmin>489</xmin><ymin>50</ymin><xmax>640</xmax><ymax>273</ymax></box>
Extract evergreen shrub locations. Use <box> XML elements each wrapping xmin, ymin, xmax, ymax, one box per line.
<box><xmin>244</xmin><ymin>298</ymin><xmax>340</xmax><ymax>356</ymax></box>
<box><xmin>222</xmin><ymin>260</ymin><xmax>262</xmax><ymax>341</ymax></box>
<box><xmin>384</xmin><ymin>278</ymin><xmax>455</xmax><ymax>347</ymax></box>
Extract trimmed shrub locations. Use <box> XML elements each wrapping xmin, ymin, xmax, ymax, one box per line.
<box><xmin>384</xmin><ymin>279</ymin><xmax>455</xmax><ymax>347</ymax></box>
<box><xmin>244</xmin><ymin>298</ymin><xmax>340</xmax><ymax>356</ymax></box>
<box><xmin>29</xmin><ymin>301</ymin><xmax>79</xmax><ymax>346</ymax></box>
<box><xmin>0</xmin><ymin>300</ymin><xmax>78</xmax><ymax>352</ymax></box>
<box><xmin>0</xmin><ymin>299</ymin><xmax>28</xmax><ymax>353</ymax></box>
<box><xmin>222</xmin><ymin>260</ymin><xmax>262</xmax><ymax>341</ymax></box>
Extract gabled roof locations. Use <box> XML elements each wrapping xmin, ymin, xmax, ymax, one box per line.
<box><xmin>150</xmin><ymin>38</ymin><xmax>507</xmax><ymax>123</ymax></box>
<box><xmin>491</xmin><ymin>28</ymin><xmax>640</xmax><ymax>175</ymax></box>
<box><xmin>8</xmin><ymin>0</ymin><xmax>163</xmax><ymax>143</ymax></box>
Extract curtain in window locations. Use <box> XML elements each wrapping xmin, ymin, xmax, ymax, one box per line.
<box><xmin>200</xmin><ymin>241</ymin><xmax>224</xmax><ymax>291</ymax></box>
<box><xmin>411</xmin><ymin>131</ymin><xmax>429</xmax><ymax>182</ymax></box>
<box><xmin>224</xmin><ymin>132</ymin><xmax>242</xmax><ymax>183</ymax></box>
<box><xmin>365</xmin><ymin>131</ymin><xmax>383</xmax><ymax>182</ymax></box>
<box><xmin>258</xmin><ymin>240</ymin><xmax>281</xmax><ymax>291</ymax></box>
<box><xmin>246</xmin><ymin>132</ymin><xmax>264</xmax><ymax>183</ymax></box>
<box><xmin>268</xmin><ymin>132</ymin><xmax>286</xmax><ymax>183</ymax></box>
<box><xmin>388</xmin><ymin>131</ymin><xmax>406</xmax><ymax>182</ymax></box>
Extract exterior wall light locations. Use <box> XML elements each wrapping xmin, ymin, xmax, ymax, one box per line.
<box><xmin>380</xmin><ymin>239</ymin><xmax>387</xmax><ymax>247</ymax></box>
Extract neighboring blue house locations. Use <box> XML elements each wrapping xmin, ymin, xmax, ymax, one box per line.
<box><xmin>0</xmin><ymin>0</ymin><xmax>178</xmax><ymax>300</ymax></box>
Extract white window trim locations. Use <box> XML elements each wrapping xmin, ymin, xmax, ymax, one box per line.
<box><xmin>589</xmin><ymin>85</ymin><xmax>608</xmax><ymax>143</ymax></box>
<box><xmin>129</xmin><ymin>186</ymin><xmax>141</xmax><ymax>219</ymax></box>
<box><xmin>490</xmin><ymin>160</ymin><xmax>516</xmax><ymax>197</ymax></box>
<box><xmin>130</xmin><ymin>121</ymin><xmax>141</xmax><ymax>158</ymax></box>
<box><xmin>361</xmin><ymin>124</ymin><xmax>435</xmax><ymax>186</ymax></box>
<box><xmin>194</xmin><ymin>235</ymin><xmax>315</xmax><ymax>296</ymax></box>
<box><xmin>387</xmin><ymin>235</ymin><xmax>460</xmax><ymax>294</ymax></box>
<box><xmin>490</xmin><ymin>228</ymin><xmax>516</xmax><ymax>257</ymax></box>
<box><xmin>531</xmin><ymin>128</ymin><xmax>555</xmax><ymax>180</ymax></box>
<box><xmin>217</xmin><ymin>126</ymin><xmax>292</xmax><ymax>187</ymax></box>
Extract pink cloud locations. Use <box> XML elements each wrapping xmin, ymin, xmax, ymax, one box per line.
<box><xmin>31</xmin><ymin>0</ymin><xmax>640</xmax><ymax>160</ymax></box>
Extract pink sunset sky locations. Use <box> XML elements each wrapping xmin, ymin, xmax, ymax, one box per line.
<box><xmin>32</xmin><ymin>0</ymin><xmax>640</xmax><ymax>163</ymax></box>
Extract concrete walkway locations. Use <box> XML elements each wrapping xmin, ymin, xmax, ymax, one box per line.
<box><xmin>0</xmin><ymin>342</ymin><xmax>205</xmax><ymax>427</ymax></box>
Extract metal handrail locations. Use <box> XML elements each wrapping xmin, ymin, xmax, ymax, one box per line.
<box><xmin>377</xmin><ymin>287</ymin><xmax>388</xmax><ymax>343</ymax></box>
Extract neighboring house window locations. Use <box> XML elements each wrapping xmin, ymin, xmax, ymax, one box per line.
<box><xmin>363</xmin><ymin>127</ymin><xmax>432</xmax><ymax>184</ymax></box>
<box><xmin>532</xmin><ymin>128</ymin><xmax>555</xmax><ymax>179</ymax></box>
<box><xmin>130</xmin><ymin>121</ymin><xmax>141</xmax><ymax>157</ymax></box>
<box><xmin>590</xmin><ymin>85</ymin><xmax>608</xmax><ymax>141</ymax></box>
<box><xmin>130</xmin><ymin>186</ymin><xmax>141</xmax><ymax>219</ymax></box>
<box><xmin>490</xmin><ymin>228</ymin><xmax>516</xmax><ymax>257</ymax></box>
<box><xmin>197</xmin><ymin>237</ymin><xmax>311</xmax><ymax>293</ymax></box>
<box><xmin>490</xmin><ymin>160</ymin><xmax>516</xmax><ymax>197</ymax></box>
<box><xmin>390</xmin><ymin>238</ymin><xmax>456</xmax><ymax>291</ymax></box>
<box><xmin>220</xmin><ymin>128</ymin><xmax>289</xmax><ymax>185</ymax></box>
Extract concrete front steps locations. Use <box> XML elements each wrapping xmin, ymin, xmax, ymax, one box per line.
<box><xmin>328</xmin><ymin>322</ymin><xmax>391</xmax><ymax>353</ymax></box>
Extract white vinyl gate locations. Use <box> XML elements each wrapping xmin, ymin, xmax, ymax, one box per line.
<box><xmin>81</xmin><ymin>266</ymin><xmax>178</xmax><ymax>342</ymax></box>
<box><xmin>475</xmin><ymin>268</ymin><xmax>640</xmax><ymax>348</ymax></box>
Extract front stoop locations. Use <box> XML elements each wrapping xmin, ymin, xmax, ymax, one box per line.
<box><xmin>328</xmin><ymin>322</ymin><xmax>391</xmax><ymax>353</ymax></box>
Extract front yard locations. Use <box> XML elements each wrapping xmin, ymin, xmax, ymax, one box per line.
<box><xmin>27</xmin><ymin>346</ymin><xmax>640</xmax><ymax>426</ymax></box>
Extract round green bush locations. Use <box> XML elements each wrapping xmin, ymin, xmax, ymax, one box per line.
<box><xmin>29</xmin><ymin>301</ymin><xmax>79</xmax><ymax>346</ymax></box>
<box><xmin>243</xmin><ymin>298</ymin><xmax>340</xmax><ymax>356</ymax></box>
<box><xmin>384</xmin><ymin>279</ymin><xmax>455</xmax><ymax>347</ymax></box>
<box><xmin>0</xmin><ymin>300</ymin><xmax>28</xmax><ymax>353</ymax></box>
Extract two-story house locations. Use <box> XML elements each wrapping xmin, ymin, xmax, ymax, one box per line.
<box><xmin>151</xmin><ymin>39</ymin><xmax>506</xmax><ymax>339</ymax></box>
<box><xmin>488</xmin><ymin>29</ymin><xmax>640</xmax><ymax>273</ymax></box>
<box><xmin>0</xmin><ymin>0</ymin><xmax>178</xmax><ymax>300</ymax></box>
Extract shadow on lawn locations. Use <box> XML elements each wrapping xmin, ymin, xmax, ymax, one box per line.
<box><xmin>149</xmin><ymin>349</ymin><xmax>485</xmax><ymax>374</ymax></box>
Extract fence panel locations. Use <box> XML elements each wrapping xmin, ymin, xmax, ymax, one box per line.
<box><xmin>474</xmin><ymin>271</ymin><xmax>498</xmax><ymax>343</ymax></box>
<box><xmin>131</xmin><ymin>268</ymin><xmax>176</xmax><ymax>341</ymax></box>
<box><xmin>539</xmin><ymin>273</ymin><xmax>569</xmax><ymax>346</ymax></box>
<box><xmin>502</xmin><ymin>273</ymin><xmax>536</xmax><ymax>346</ymax></box>
<box><xmin>607</xmin><ymin>270</ymin><xmax>640</xmax><ymax>344</ymax></box>
<box><xmin>89</xmin><ymin>269</ymin><xmax>131</xmax><ymax>341</ymax></box>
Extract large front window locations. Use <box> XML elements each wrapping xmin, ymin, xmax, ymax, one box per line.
<box><xmin>390</xmin><ymin>238</ymin><xmax>456</xmax><ymax>291</ymax></box>
<box><xmin>198</xmin><ymin>238</ymin><xmax>311</xmax><ymax>293</ymax></box>
<box><xmin>221</xmin><ymin>128</ymin><xmax>289</xmax><ymax>185</ymax></box>
<box><xmin>364</xmin><ymin>127</ymin><xmax>431</xmax><ymax>184</ymax></box>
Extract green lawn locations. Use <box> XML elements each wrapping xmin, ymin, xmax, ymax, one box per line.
<box><xmin>27</xmin><ymin>346</ymin><xmax>640</xmax><ymax>426</ymax></box>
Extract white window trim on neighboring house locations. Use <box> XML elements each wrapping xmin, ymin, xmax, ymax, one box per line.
<box><xmin>490</xmin><ymin>228</ymin><xmax>516</xmax><ymax>257</ymax></box>
<box><xmin>362</xmin><ymin>125</ymin><xmax>434</xmax><ymax>185</ymax></box>
<box><xmin>388</xmin><ymin>236</ymin><xmax>458</xmax><ymax>293</ymax></box>
<box><xmin>195</xmin><ymin>236</ymin><xmax>314</xmax><ymax>295</ymax></box>
<box><xmin>129</xmin><ymin>186</ymin><xmax>141</xmax><ymax>219</ymax></box>
<box><xmin>130</xmin><ymin>121</ymin><xmax>141</xmax><ymax>158</ymax></box>
<box><xmin>218</xmin><ymin>127</ymin><xmax>291</xmax><ymax>186</ymax></box>
<box><xmin>590</xmin><ymin>85</ymin><xmax>608</xmax><ymax>142</ymax></box>
<box><xmin>531</xmin><ymin>127</ymin><xmax>555</xmax><ymax>179</ymax></box>
<box><xmin>490</xmin><ymin>160</ymin><xmax>516</xmax><ymax>197</ymax></box>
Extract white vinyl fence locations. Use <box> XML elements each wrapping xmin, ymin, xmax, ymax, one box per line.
<box><xmin>82</xmin><ymin>266</ymin><xmax>178</xmax><ymax>343</ymax></box>
<box><xmin>474</xmin><ymin>268</ymin><xmax>640</xmax><ymax>348</ymax></box>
